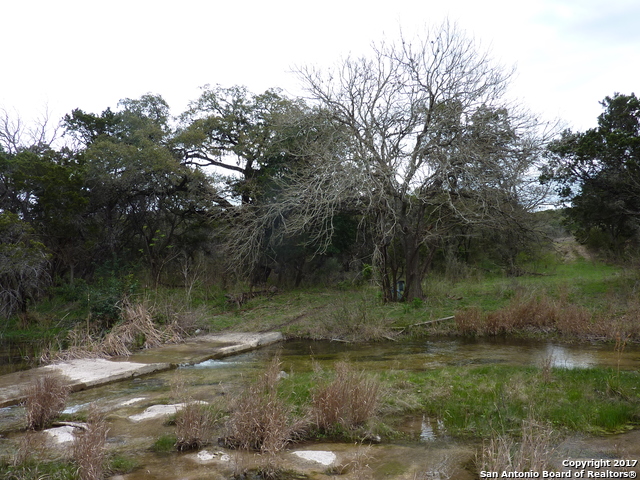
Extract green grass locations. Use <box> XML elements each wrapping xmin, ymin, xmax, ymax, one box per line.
<box><xmin>108</xmin><ymin>454</ymin><xmax>141</xmax><ymax>475</ymax></box>
<box><xmin>379</xmin><ymin>364</ymin><xmax>640</xmax><ymax>437</ymax></box>
<box><xmin>186</xmin><ymin>256</ymin><xmax>634</xmax><ymax>342</ymax></box>
<box><xmin>151</xmin><ymin>434</ymin><xmax>177</xmax><ymax>453</ymax></box>
<box><xmin>0</xmin><ymin>459</ymin><xmax>78</xmax><ymax>480</ymax></box>
<box><xmin>4</xmin><ymin>250</ymin><xmax>637</xmax><ymax>356</ymax></box>
<box><xmin>269</xmin><ymin>356</ymin><xmax>640</xmax><ymax>441</ymax></box>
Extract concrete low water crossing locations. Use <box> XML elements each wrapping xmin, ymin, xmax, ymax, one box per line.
<box><xmin>0</xmin><ymin>332</ymin><xmax>283</xmax><ymax>408</ymax></box>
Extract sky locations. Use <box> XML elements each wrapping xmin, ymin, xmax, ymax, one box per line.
<box><xmin>1</xmin><ymin>0</ymin><xmax>639</xmax><ymax>135</ymax></box>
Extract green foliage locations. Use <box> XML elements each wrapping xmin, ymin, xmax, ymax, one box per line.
<box><xmin>0</xmin><ymin>459</ymin><xmax>78</xmax><ymax>480</ymax></box>
<box><xmin>0</xmin><ymin>212</ymin><xmax>51</xmax><ymax>318</ymax></box>
<box><xmin>107</xmin><ymin>455</ymin><xmax>140</xmax><ymax>475</ymax></box>
<box><xmin>382</xmin><ymin>364</ymin><xmax>640</xmax><ymax>437</ymax></box>
<box><xmin>86</xmin><ymin>269</ymin><xmax>138</xmax><ymax>324</ymax></box>
<box><xmin>152</xmin><ymin>434</ymin><xmax>177</xmax><ymax>453</ymax></box>
<box><xmin>547</xmin><ymin>93</ymin><xmax>640</xmax><ymax>252</ymax></box>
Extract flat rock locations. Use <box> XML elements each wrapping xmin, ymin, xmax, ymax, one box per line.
<box><xmin>195</xmin><ymin>450</ymin><xmax>230</xmax><ymax>462</ymax></box>
<box><xmin>43</xmin><ymin>358</ymin><xmax>169</xmax><ymax>388</ymax></box>
<box><xmin>292</xmin><ymin>450</ymin><xmax>337</xmax><ymax>466</ymax></box>
<box><xmin>129</xmin><ymin>401</ymin><xmax>207</xmax><ymax>422</ymax></box>
<box><xmin>45</xmin><ymin>425</ymin><xmax>77</xmax><ymax>444</ymax></box>
<box><xmin>129</xmin><ymin>403</ymin><xmax>185</xmax><ymax>422</ymax></box>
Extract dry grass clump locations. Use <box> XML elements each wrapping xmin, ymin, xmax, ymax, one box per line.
<box><xmin>23</xmin><ymin>374</ymin><xmax>69</xmax><ymax>430</ymax></box>
<box><xmin>454</xmin><ymin>307</ymin><xmax>483</xmax><ymax>335</ymax></box>
<box><xmin>11</xmin><ymin>430</ymin><xmax>48</xmax><ymax>467</ymax></box>
<box><xmin>174</xmin><ymin>401</ymin><xmax>216</xmax><ymax>451</ymax></box>
<box><xmin>225</xmin><ymin>356</ymin><xmax>306</xmax><ymax>454</ymax></box>
<box><xmin>484</xmin><ymin>295</ymin><xmax>558</xmax><ymax>335</ymax></box>
<box><xmin>72</xmin><ymin>404</ymin><xmax>109</xmax><ymax>480</ymax></box>
<box><xmin>310</xmin><ymin>293</ymin><xmax>393</xmax><ymax>342</ymax></box>
<box><xmin>478</xmin><ymin>419</ymin><xmax>555</xmax><ymax>475</ymax></box>
<box><xmin>41</xmin><ymin>300</ymin><xmax>185</xmax><ymax>362</ymax></box>
<box><xmin>311</xmin><ymin>361</ymin><xmax>381</xmax><ymax>432</ymax></box>
<box><xmin>455</xmin><ymin>293</ymin><xmax>605</xmax><ymax>339</ymax></box>
<box><xmin>101</xmin><ymin>300</ymin><xmax>184</xmax><ymax>356</ymax></box>
<box><xmin>327</xmin><ymin>445</ymin><xmax>374</xmax><ymax>479</ymax></box>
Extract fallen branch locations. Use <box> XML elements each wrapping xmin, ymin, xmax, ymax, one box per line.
<box><xmin>390</xmin><ymin>315</ymin><xmax>456</xmax><ymax>335</ymax></box>
<box><xmin>408</xmin><ymin>316</ymin><xmax>455</xmax><ymax>327</ymax></box>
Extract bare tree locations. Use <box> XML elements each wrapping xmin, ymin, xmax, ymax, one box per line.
<box><xmin>0</xmin><ymin>106</ymin><xmax>60</xmax><ymax>154</ymax></box>
<box><xmin>226</xmin><ymin>22</ymin><xmax>554</xmax><ymax>300</ymax></box>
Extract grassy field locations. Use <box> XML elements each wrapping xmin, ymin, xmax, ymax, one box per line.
<box><xmin>6</xmin><ymin>251</ymin><xmax>639</xmax><ymax>352</ymax></box>
<box><xmin>188</xmin><ymin>257</ymin><xmax>640</xmax><ymax>343</ymax></box>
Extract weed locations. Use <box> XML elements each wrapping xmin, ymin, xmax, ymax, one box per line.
<box><xmin>539</xmin><ymin>354</ymin><xmax>554</xmax><ymax>384</ymax></box>
<box><xmin>0</xmin><ymin>459</ymin><xmax>77</xmax><ymax>480</ymax></box>
<box><xmin>312</xmin><ymin>292</ymin><xmax>391</xmax><ymax>342</ymax></box>
<box><xmin>478</xmin><ymin>418</ymin><xmax>556</xmax><ymax>475</ymax></box>
<box><xmin>41</xmin><ymin>300</ymin><xmax>185</xmax><ymax>361</ymax></box>
<box><xmin>454</xmin><ymin>307</ymin><xmax>483</xmax><ymax>335</ymax></box>
<box><xmin>330</xmin><ymin>444</ymin><xmax>373</xmax><ymax>480</ymax></box>
<box><xmin>102</xmin><ymin>299</ymin><xmax>183</xmax><ymax>356</ymax></box>
<box><xmin>11</xmin><ymin>431</ymin><xmax>47</xmax><ymax>468</ymax></box>
<box><xmin>23</xmin><ymin>374</ymin><xmax>69</xmax><ymax>430</ymax></box>
<box><xmin>174</xmin><ymin>401</ymin><xmax>216</xmax><ymax>451</ymax></box>
<box><xmin>226</xmin><ymin>356</ymin><xmax>307</xmax><ymax>453</ymax></box>
<box><xmin>311</xmin><ymin>361</ymin><xmax>381</xmax><ymax>434</ymax></box>
<box><xmin>72</xmin><ymin>404</ymin><xmax>109</xmax><ymax>480</ymax></box>
<box><xmin>152</xmin><ymin>434</ymin><xmax>177</xmax><ymax>453</ymax></box>
<box><xmin>107</xmin><ymin>454</ymin><xmax>140</xmax><ymax>475</ymax></box>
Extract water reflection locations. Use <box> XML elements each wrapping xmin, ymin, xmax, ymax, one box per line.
<box><xmin>420</xmin><ymin>416</ymin><xmax>446</xmax><ymax>441</ymax></box>
<box><xmin>267</xmin><ymin>338</ymin><xmax>640</xmax><ymax>373</ymax></box>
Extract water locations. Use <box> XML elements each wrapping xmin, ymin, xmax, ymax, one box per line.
<box><xmin>266</xmin><ymin>337</ymin><xmax>640</xmax><ymax>372</ymax></box>
<box><xmin>1</xmin><ymin>337</ymin><xmax>639</xmax><ymax>479</ymax></box>
<box><xmin>0</xmin><ymin>341</ymin><xmax>36</xmax><ymax>375</ymax></box>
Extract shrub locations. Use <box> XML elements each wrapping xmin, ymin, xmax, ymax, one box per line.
<box><xmin>152</xmin><ymin>434</ymin><xmax>177</xmax><ymax>453</ymax></box>
<box><xmin>454</xmin><ymin>307</ymin><xmax>483</xmax><ymax>335</ymax></box>
<box><xmin>23</xmin><ymin>374</ymin><xmax>69</xmax><ymax>430</ymax></box>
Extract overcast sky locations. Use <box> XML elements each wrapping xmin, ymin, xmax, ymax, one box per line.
<box><xmin>1</xmin><ymin>0</ymin><xmax>638</xmax><ymax>133</ymax></box>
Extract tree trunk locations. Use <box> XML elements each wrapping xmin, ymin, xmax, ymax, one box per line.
<box><xmin>403</xmin><ymin>233</ymin><xmax>425</xmax><ymax>302</ymax></box>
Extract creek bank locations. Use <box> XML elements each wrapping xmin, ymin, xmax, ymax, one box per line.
<box><xmin>0</xmin><ymin>332</ymin><xmax>283</xmax><ymax>408</ymax></box>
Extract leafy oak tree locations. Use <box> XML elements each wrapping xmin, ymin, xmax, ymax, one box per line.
<box><xmin>63</xmin><ymin>94</ymin><xmax>219</xmax><ymax>283</ymax></box>
<box><xmin>547</xmin><ymin>93</ymin><xmax>640</xmax><ymax>250</ymax></box>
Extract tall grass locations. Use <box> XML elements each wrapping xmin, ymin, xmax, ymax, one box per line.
<box><xmin>40</xmin><ymin>300</ymin><xmax>185</xmax><ymax>362</ymax></box>
<box><xmin>454</xmin><ymin>291</ymin><xmax>640</xmax><ymax>341</ymax></box>
<box><xmin>174</xmin><ymin>401</ymin><xmax>216</xmax><ymax>451</ymax></box>
<box><xmin>72</xmin><ymin>404</ymin><xmax>109</xmax><ymax>480</ymax></box>
<box><xmin>311</xmin><ymin>361</ymin><xmax>381</xmax><ymax>433</ymax></box>
<box><xmin>23</xmin><ymin>374</ymin><xmax>69</xmax><ymax>430</ymax></box>
<box><xmin>226</xmin><ymin>356</ymin><xmax>306</xmax><ymax>453</ymax></box>
<box><xmin>310</xmin><ymin>292</ymin><xmax>392</xmax><ymax>342</ymax></box>
<box><xmin>478</xmin><ymin>418</ymin><xmax>556</xmax><ymax>475</ymax></box>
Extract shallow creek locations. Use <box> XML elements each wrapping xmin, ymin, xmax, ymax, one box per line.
<box><xmin>1</xmin><ymin>338</ymin><xmax>640</xmax><ymax>479</ymax></box>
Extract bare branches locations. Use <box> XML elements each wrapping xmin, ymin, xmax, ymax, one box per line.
<box><xmin>0</xmin><ymin>106</ymin><xmax>60</xmax><ymax>153</ymax></box>
<box><xmin>289</xmin><ymin>22</ymin><xmax>553</xmax><ymax>299</ymax></box>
